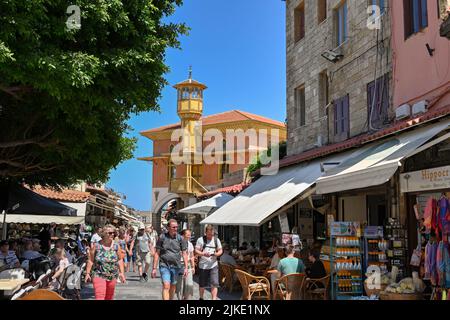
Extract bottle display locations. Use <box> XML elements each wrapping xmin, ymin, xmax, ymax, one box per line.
<box><xmin>331</xmin><ymin>233</ymin><xmax>364</xmax><ymax>299</ymax></box>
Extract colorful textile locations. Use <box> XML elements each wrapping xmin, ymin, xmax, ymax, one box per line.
<box><xmin>436</xmin><ymin>241</ymin><xmax>450</xmax><ymax>288</ymax></box>
<box><xmin>92</xmin><ymin>243</ymin><xmax>120</xmax><ymax>281</ymax></box>
<box><xmin>424</xmin><ymin>198</ymin><xmax>437</xmax><ymax>233</ymax></box>
<box><xmin>425</xmin><ymin>241</ymin><xmax>438</xmax><ymax>285</ymax></box>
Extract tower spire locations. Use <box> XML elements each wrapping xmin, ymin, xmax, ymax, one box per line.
<box><xmin>188</xmin><ymin>65</ymin><xmax>192</xmax><ymax>79</ymax></box>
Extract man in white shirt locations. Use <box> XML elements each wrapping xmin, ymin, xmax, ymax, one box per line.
<box><xmin>195</xmin><ymin>225</ymin><xmax>223</xmax><ymax>300</ymax></box>
<box><xmin>90</xmin><ymin>226</ymin><xmax>102</xmax><ymax>244</ymax></box>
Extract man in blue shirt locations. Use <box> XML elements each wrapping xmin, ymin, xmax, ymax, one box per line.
<box><xmin>277</xmin><ymin>245</ymin><xmax>305</xmax><ymax>276</ymax></box>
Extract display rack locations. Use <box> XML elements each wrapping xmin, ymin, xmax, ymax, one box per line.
<box><xmin>385</xmin><ymin>220</ymin><xmax>408</xmax><ymax>280</ymax></box>
<box><xmin>364</xmin><ymin>226</ymin><xmax>389</xmax><ymax>275</ymax></box>
<box><xmin>330</xmin><ymin>222</ymin><xmax>364</xmax><ymax>300</ymax></box>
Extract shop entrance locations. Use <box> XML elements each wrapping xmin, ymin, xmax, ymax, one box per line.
<box><xmin>367</xmin><ymin>194</ymin><xmax>387</xmax><ymax>226</ymax></box>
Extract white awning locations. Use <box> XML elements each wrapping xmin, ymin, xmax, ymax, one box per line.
<box><xmin>315</xmin><ymin>118</ymin><xmax>450</xmax><ymax>194</ymax></box>
<box><xmin>178</xmin><ymin>193</ymin><xmax>235</xmax><ymax>215</ymax></box>
<box><xmin>200</xmin><ymin>153</ymin><xmax>349</xmax><ymax>227</ymax></box>
<box><xmin>0</xmin><ymin>214</ymin><xmax>84</xmax><ymax>225</ymax></box>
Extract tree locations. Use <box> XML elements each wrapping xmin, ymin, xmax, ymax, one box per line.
<box><xmin>246</xmin><ymin>141</ymin><xmax>287</xmax><ymax>178</ymax></box>
<box><xmin>0</xmin><ymin>0</ymin><xmax>187</xmax><ymax>187</ymax></box>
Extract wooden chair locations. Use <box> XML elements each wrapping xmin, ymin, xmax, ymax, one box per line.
<box><xmin>221</xmin><ymin>263</ymin><xmax>242</xmax><ymax>293</ymax></box>
<box><xmin>273</xmin><ymin>273</ymin><xmax>306</xmax><ymax>300</ymax></box>
<box><xmin>303</xmin><ymin>274</ymin><xmax>331</xmax><ymax>300</ymax></box>
<box><xmin>234</xmin><ymin>269</ymin><xmax>271</xmax><ymax>300</ymax></box>
<box><xmin>218</xmin><ymin>263</ymin><xmax>227</xmax><ymax>290</ymax></box>
<box><xmin>17</xmin><ymin>289</ymin><xmax>65</xmax><ymax>300</ymax></box>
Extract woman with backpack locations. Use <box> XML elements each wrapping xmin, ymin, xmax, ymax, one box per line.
<box><xmin>85</xmin><ymin>224</ymin><xmax>126</xmax><ymax>300</ymax></box>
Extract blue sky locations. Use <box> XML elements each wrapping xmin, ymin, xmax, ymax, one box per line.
<box><xmin>106</xmin><ymin>0</ymin><xmax>286</xmax><ymax>211</ymax></box>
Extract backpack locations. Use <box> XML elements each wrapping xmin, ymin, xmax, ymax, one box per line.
<box><xmin>200</xmin><ymin>236</ymin><xmax>222</xmax><ymax>257</ymax></box>
<box><xmin>159</xmin><ymin>232</ymin><xmax>184</xmax><ymax>251</ymax></box>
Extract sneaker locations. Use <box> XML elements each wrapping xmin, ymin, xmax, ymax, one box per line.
<box><xmin>139</xmin><ymin>276</ymin><xmax>145</xmax><ymax>283</ymax></box>
<box><xmin>143</xmin><ymin>273</ymin><xmax>148</xmax><ymax>281</ymax></box>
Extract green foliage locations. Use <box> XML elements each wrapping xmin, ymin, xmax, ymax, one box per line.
<box><xmin>246</xmin><ymin>141</ymin><xmax>287</xmax><ymax>176</ymax></box>
<box><xmin>0</xmin><ymin>0</ymin><xmax>187</xmax><ymax>187</ymax></box>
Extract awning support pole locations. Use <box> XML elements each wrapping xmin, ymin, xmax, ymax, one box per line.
<box><xmin>2</xmin><ymin>209</ymin><xmax>7</xmax><ymax>240</ymax></box>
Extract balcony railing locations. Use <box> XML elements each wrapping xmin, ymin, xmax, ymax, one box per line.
<box><xmin>169</xmin><ymin>177</ymin><xmax>208</xmax><ymax>195</ymax></box>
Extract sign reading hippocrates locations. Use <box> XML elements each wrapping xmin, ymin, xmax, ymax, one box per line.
<box><xmin>400</xmin><ymin>165</ymin><xmax>450</xmax><ymax>193</ymax></box>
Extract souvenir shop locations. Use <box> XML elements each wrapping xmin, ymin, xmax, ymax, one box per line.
<box><xmin>401</xmin><ymin>139</ymin><xmax>450</xmax><ymax>300</ymax></box>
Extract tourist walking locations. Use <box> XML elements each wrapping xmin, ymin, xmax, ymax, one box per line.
<box><xmin>195</xmin><ymin>225</ymin><xmax>223</xmax><ymax>300</ymax></box>
<box><xmin>152</xmin><ymin>219</ymin><xmax>188</xmax><ymax>300</ymax></box>
<box><xmin>176</xmin><ymin>229</ymin><xmax>195</xmax><ymax>300</ymax></box>
<box><xmin>136</xmin><ymin>225</ymin><xmax>153</xmax><ymax>282</ymax></box>
<box><xmin>85</xmin><ymin>225</ymin><xmax>126</xmax><ymax>300</ymax></box>
<box><xmin>126</xmin><ymin>227</ymin><xmax>136</xmax><ymax>272</ymax></box>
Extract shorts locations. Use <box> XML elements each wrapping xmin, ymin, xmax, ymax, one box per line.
<box><xmin>160</xmin><ymin>266</ymin><xmax>182</xmax><ymax>285</ymax></box>
<box><xmin>198</xmin><ymin>266</ymin><xmax>219</xmax><ymax>288</ymax></box>
<box><xmin>127</xmin><ymin>252</ymin><xmax>136</xmax><ymax>263</ymax></box>
<box><xmin>136</xmin><ymin>251</ymin><xmax>151</xmax><ymax>266</ymax></box>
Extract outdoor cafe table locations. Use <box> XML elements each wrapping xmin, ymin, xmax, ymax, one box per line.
<box><xmin>0</xmin><ymin>279</ymin><xmax>29</xmax><ymax>299</ymax></box>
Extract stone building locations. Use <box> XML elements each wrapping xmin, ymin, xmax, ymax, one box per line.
<box><xmin>286</xmin><ymin>0</ymin><xmax>393</xmax><ymax>155</ymax></box>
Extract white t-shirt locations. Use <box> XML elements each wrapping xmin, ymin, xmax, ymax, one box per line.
<box><xmin>91</xmin><ymin>233</ymin><xmax>102</xmax><ymax>244</ymax></box>
<box><xmin>195</xmin><ymin>236</ymin><xmax>222</xmax><ymax>270</ymax></box>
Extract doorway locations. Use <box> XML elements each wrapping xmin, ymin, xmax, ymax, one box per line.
<box><xmin>367</xmin><ymin>194</ymin><xmax>387</xmax><ymax>226</ymax></box>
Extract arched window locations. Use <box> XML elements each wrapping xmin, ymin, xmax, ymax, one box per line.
<box><xmin>168</xmin><ymin>145</ymin><xmax>177</xmax><ymax>180</ymax></box>
<box><xmin>182</xmin><ymin>87</ymin><xmax>190</xmax><ymax>100</ymax></box>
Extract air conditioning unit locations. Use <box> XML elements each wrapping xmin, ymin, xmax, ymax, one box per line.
<box><xmin>395</xmin><ymin>104</ymin><xmax>411</xmax><ymax>120</ymax></box>
<box><xmin>412</xmin><ymin>100</ymin><xmax>429</xmax><ymax>116</ymax></box>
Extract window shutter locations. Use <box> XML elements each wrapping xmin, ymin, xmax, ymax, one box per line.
<box><xmin>334</xmin><ymin>99</ymin><xmax>339</xmax><ymax>136</ymax></box>
<box><xmin>420</xmin><ymin>0</ymin><xmax>428</xmax><ymax>29</ymax></box>
<box><xmin>404</xmin><ymin>0</ymin><xmax>413</xmax><ymax>38</ymax></box>
<box><xmin>342</xmin><ymin>95</ymin><xmax>350</xmax><ymax>138</ymax></box>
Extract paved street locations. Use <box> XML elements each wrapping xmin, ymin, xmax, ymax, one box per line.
<box><xmin>81</xmin><ymin>271</ymin><xmax>241</xmax><ymax>300</ymax></box>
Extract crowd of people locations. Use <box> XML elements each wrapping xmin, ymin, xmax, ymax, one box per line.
<box><xmin>2</xmin><ymin>219</ymin><xmax>328</xmax><ymax>301</ymax></box>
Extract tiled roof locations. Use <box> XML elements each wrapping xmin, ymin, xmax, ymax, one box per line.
<box><xmin>141</xmin><ymin>110</ymin><xmax>285</xmax><ymax>135</ymax></box>
<box><xmin>279</xmin><ymin>105</ymin><xmax>450</xmax><ymax>169</ymax></box>
<box><xmin>199</xmin><ymin>182</ymin><xmax>250</xmax><ymax>198</ymax></box>
<box><xmin>32</xmin><ymin>187</ymin><xmax>90</xmax><ymax>203</ymax></box>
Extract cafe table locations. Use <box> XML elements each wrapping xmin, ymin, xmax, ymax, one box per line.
<box><xmin>0</xmin><ymin>279</ymin><xmax>30</xmax><ymax>299</ymax></box>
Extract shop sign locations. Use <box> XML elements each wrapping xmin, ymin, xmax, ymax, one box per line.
<box><xmin>278</xmin><ymin>212</ymin><xmax>290</xmax><ymax>233</ymax></box>
<box><xmin>330</xmin><ymin>221</ymin><xmax>361</xmax><ymax>236</ymax></box>
<box><xmin>400</xmin><ymin>165</ymin><xmax>450</xmax><ymax>193</ymax></box>
<box><xmin>364</xmin><ymin>226</ymin><xmax>383</xmax><ymax>237</ymax></box>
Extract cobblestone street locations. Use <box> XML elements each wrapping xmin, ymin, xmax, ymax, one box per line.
<box><xmin>81</xmin><ymin>271</ymin><xmax>241</xmax><ymax>300</ymax></box>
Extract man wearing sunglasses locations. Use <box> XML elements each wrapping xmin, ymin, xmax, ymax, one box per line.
<box><xmin>152</xmin><ymin>219</ymin><xmax>188</xmax><ymax>300</ymax></box>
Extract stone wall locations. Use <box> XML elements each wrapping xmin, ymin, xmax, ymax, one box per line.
<box><xmin>286</xmin><ymin>0</ymin><xmax>393</xmax><ymax>155</ymax></box>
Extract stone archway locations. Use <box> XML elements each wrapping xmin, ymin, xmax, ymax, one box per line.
<box><xmin>152</xmin><ymin>194</ymin><xmax>182</xmax><ymax>234</ymax></box>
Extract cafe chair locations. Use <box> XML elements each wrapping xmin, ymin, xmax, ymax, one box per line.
<box><xmin>17</xmin><ymin>289</ymin><xmax>65</xmax><ymax>300</ymax></box>
<box><xmin>221</xmin><ymin>263</ymin><xmax>242</xmax><ymax>293</ymax></box>
<box><xmin>273</xmin><ymin>273</ymin><xmax>306</xmax><ymax>300</ymax></box>
<box><xmin>303</xmin><ymin>274</ymin><xmax>331</xmax><ymax>300</ymax></box>
<box><xmin>10</xmin><ymin>288</ymin><xmax>26</xmax><ymax>300</ymax></box>
<box><xmin>234</xmin><ymin>269</ymin><xmax>271</xmax><ymax>300</ymax></box>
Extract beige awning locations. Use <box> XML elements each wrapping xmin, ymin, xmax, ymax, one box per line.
<box><xmin>200</xmin><ymin>152</ymin><xmax>349</xmax><ymax>227</ymax></box>
<box><xmin>315</xmin><ymin>118</ymin><xmax>450</xmax><ymax>194</ymax></box>
<box><xmin>0</xmin><ymin>214</ymin><xmax>84</xmax><ymax>225</ymax></box>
